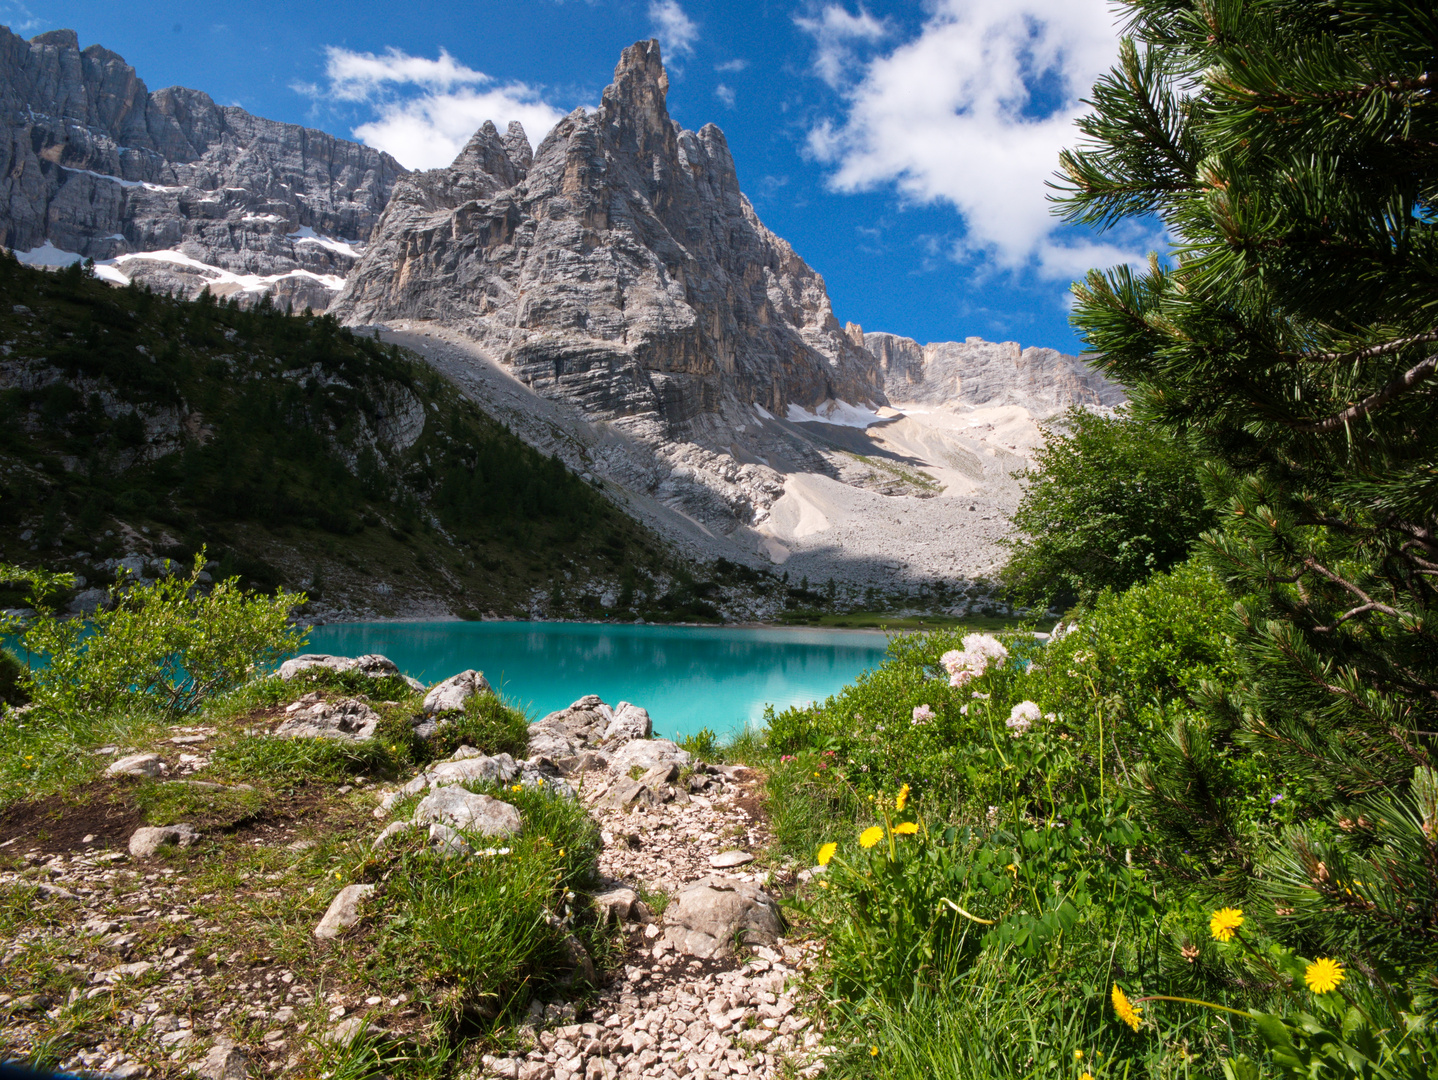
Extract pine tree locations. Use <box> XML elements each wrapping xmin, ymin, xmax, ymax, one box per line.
<box><xmin>1057</xmin><ymin>0</ymin><xmax>1438</xmax><ymax>968</ymax></box>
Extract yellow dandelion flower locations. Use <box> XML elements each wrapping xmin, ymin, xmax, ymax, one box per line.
<box><xmin>1074</xmin><ymin>1051</ymin><xmax>1084</xmax><ymax>1061</ymax></box>
<box><xmin>1081</xmin><ymin>1073</ymin><xmax>1095</xmax><ymax>1080</ymax></box>
<box><xmin>817</xmin><ymin>842</ymin><xmax>837</xmax><ymax>866</ymax></box>
<box><xmin>1111</xmin><ymin>984</ymin><xmax>1142</xmax><ymax>1031</ymax></box>
<box><xmin>869</xmin><ymin>1046</ymin><xmax>878</xmax><ymax>1057</ymax></box>
<box><xmin>892</xmin><ymin>822</ymin><xmax>919</xmax><ymax>836</ymax></box>
<box><xmin>859</xmin><ymin>826</ymin><xmax>884</xmax><ymax>849</ymax></box>
<box><xmin>1209</xmin><ymin>907</ymin><xmax>1244</xmax><ymax>942</ymax></box>
<box><xmin>895</xmin><ymin>783</ymin><xmax>910</xmax><ymax>812</ymax></box>
<box><xmin>813</xmin><ymin>771</ymin><xmax>820</xmax><ymax>778</ymax></box>
<box><xmin>1304</xmin><ymin>957</ymin><xmax>1345</xmax><ymax>994</ymax></box>
<box><xmin>558</xmin><ymin>849</ymin><xmax>565</xmax><ymax>857</ymax></box>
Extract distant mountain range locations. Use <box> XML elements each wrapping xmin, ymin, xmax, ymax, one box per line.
<box><xmin>0</xmin><ymin>25</ymin><xmax>1126</xmax><ymax>599</ymax></box>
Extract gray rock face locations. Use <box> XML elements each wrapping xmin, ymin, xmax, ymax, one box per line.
<box><xmin>332</xmin><ymin>40</ymin><xmax>883</xmax><ymax>443</ymax></box>
<box><xmin>859</xmin><ymin>328</ymin><xmax>1126</xmax><ymax>415</ymax></box>
<box><xmin>0</xmin><ymin>27</ymin><xmax>405</xmax><ymax>308</ymax></box>
<box><xmin>662</xmin><ymin>875</ymin><xmax>782</xmax><ymax>958</ymax></box>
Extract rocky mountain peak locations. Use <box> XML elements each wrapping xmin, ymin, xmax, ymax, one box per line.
<box><xmin>601</xmin><ymin>39</ymin><xmax>674</xmax><ymax>157</ymax></box>
<box><xmin>336</xmin><ymin>39</ymin><xmax>881</xmax><ymax>439</ymax></box>
<box><xmin>451</xmin><ymin>119</ymin><xmax>531</xmax><ymax>191</ymax></box>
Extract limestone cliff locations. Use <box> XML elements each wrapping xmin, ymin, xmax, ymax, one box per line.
<box><xmin>0</xmin><ymin>26</ymin><xmax>405</xmax><ymax>309</ymax></box>
<box><xmin>857</xmin><ymin>327</ymin><xmax>1125</xmax><ymax>414</ymax></box>
<box><xmin>332</xmin><ymin>40</ymin><xmax>882</xmax><ymax>442</ymax></box>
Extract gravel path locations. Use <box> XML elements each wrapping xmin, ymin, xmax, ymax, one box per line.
<box><xmin>479</xmin><ymin>770</ymin><xmax>828</xmax><ymax>1080</ymax></box>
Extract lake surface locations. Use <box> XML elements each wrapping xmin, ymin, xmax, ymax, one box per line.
<box><xmin>303</xmin><ymin>621</ymin><xmax>893</xmax><ymax>739</ymax></box>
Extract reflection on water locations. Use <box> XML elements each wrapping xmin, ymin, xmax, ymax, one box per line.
<box><xmin>304</xmin><ymin>621</ymin><xmax>892</xmax><ymax>739</ymax></box>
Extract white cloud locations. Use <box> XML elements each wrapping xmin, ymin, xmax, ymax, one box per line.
<box><xmin>323</xmin><ymin>45</ymin><xmax>491</xmax><ymax>101</ymax></box>
<box><xmin>649</xmin><ymin>0</ymin><xmax>699</xmax><ymax>59</ymax></box>
<box><xmin>715</xmin><ymin>84</ymin><xmax>736</xmax><ymax>109</ymax></box>
<box><xmin>715</xmin><ymin>58</ymin><xmax>749</xmax><ymax>73</ymax></box>
<box><xmin>305</xmin><ymin>46</ymin><xmax>568</xmax><ymax>171</ymax></box>
<box><xmin>793</xmin><ymin>5</ymin><xmax>889</xmax><ymax>89</ymax></box>
<box><xmin>803</xmin><ymin>0</ymin><xmax>1160</xmax><ymax>276</ymax></box>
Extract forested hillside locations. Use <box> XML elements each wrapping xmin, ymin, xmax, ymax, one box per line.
<box><xmin>0</xmin><ymin>254</ymin><xmax>681</xmax><ymax>619</ymax></box>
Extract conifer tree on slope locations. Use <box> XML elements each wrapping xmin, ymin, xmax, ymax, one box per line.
<box><xmin>1057</xmin><ymin>0</ymin><xmax>1438</xmax><ymax>967</ymax></box>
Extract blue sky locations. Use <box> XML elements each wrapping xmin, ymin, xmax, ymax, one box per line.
<box><xmin>9</xmin><ymin>0</ymin><xmax>1161</xmax><ymax>353</ymax></box>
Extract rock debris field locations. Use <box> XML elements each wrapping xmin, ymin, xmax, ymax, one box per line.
<box><xmin>0</xmin><ymin>655</ymin><xmax>829</xmax><ymax>1080</ymax></box>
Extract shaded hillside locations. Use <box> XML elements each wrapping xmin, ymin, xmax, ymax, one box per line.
<box><xmin>0</xmin><ymin>254</ymin><xmax>691</xmax><ymax>620</ymax></box>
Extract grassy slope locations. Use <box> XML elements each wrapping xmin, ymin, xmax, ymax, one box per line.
<box><xmin>0</xmin><ymin>256</ymin><xmax>682</xmax><ymax>620</ymax></box>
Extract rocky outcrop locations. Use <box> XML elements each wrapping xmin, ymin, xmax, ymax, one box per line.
<box><xmin>333</xmin><ymin>40</ymin><xmax>883</xmax><ymax>443</ymax></box>
<box><xmin>858</xmin><ymin>326</ymin><xmax>1125</xmax><ymax>414</ymax></box>
<box><xmin>0</xmin><ymin>27</ymin><xmax>405</xmax><ymax>308</ymax></box>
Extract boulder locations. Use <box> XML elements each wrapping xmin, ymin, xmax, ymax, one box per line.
<box><xmin>662</xmin><ymin>876</ymin><xmax>783</xmax><ymax>958</ymax></box>
<box><xmin>277</xmin><ymin>654</ymin><xmax>423</xmax><ymax>691</ymax></box>
<box><xmin>314</xmin><ymin>883</ymin><xmax>375</xmax><ymax>940</ymax></box>
<box><xmin>602</xmin><ymin>702</ymin><xmax>653</xmax><ymax>743</ymax></box>
<box><xmin>592</xmin><ymin>886</ymin><xmax>637</xmax><ymax>924</ymax></box>
<box><xmin>422</xmin><ymin>669</ymin><xmax>492</xmax><ymax>714</ymax></box>
<box><xmin>608</xmin><ymin>738</ymin><xmax>691</xmax><ymax>775</ymax></box>
<box><xmin>106</xmin><ymin>753</ymin><xmax>165</xmax><ymax>778</ymax></box>
<box><xmin>129</xmin><ymin>824</ymin><xmax>200</xmax><ymax>858</ymax></box>
<box><xmin>413</xmin><ymin>787</ymin><xmax>522</xmax><ymax>837</ymax></box>
<box><xmin>274</xmin><ymin>696</ymin><xmax>381</xmax><ymax>741</ymax></box>
<box><xmin>527</xmin><ymin>695</ymin><xmax>616</xmax><ymax>759</ymax></box>
<box><xmin>598</xmin><ymin>762</ymin><xmax>680</xmax><ymax>810</ymax></box>
<box><xmin>67</xmin><ymin>587</ymin><xmax>108</xmax><ymax>615</ymax></box>
<box><xmin>426</xmin><ymin>753</ymin><xmax>519</xmax><ymax>789</ymax></box>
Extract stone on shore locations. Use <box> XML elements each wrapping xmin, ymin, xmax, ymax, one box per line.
<box><xmin>277</xmin><ymin>654</ymin><xmax>423</xmax><ymax>691</ymax></box>
<box><xmin>274</xmin><ymin>695</ymin><xmax>381</xmax><ymax>741</ymax></box>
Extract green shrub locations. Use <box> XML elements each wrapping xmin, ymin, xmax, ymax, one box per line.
<box><xmin>678</xmin><ymin>726</ymin><xmax>718</xmax><ymax>760</ymax></box>
<box><xmin>0</xmin><ymin>647</ymin><xmax>26</xmax><ymax>707</ymax></box>
<box><xmin>8</xmin><ymin>556</ymin><xmax>305</xmax><ymax>718</ymax></box>
<box><xmin>421</xmin><ymin>692</ymin><xmax>529</xmax><ymax>762</ymax></box>
<box><xmin>1000</xmin><ymin>408</ymin><xmax>1213</xmax><ymax>608</ymax></box>
<box><xmin>361</xmin><ymin>783</ymin><xmax>601</xmax><ymax>1020</ymax></box>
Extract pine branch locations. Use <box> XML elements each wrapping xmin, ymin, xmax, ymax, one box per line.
<box><xmin>1291</xmin><ymin>352</ymin><xmax>1438</xmax><ymax>432</ymax></box>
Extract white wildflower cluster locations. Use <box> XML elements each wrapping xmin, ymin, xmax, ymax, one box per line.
<box><xmin>940</xmin><ymin>633</ymin><xmax>1009</xmax><ymax>688</ymax></box>
<box><xmin>911</xmin><ymin>704</ymin><xmax>935</xmax><ymax>726</ymax></box>
<box><xmin>1006</xmin><ymin>700</ymin><xmax>1042</xmax><ymax>734</ymax></box>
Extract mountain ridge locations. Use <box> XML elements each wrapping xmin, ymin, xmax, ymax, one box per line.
<box><xmin>0</xmin><ymin>25</ymin><xmax>405</xmax><ymax>311</ymax></box>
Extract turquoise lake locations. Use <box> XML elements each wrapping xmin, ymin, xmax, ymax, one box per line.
<box><xmin>303</xmin><ymin>621</ymin><xmax>894</xmax><ymax>739</ymax></box>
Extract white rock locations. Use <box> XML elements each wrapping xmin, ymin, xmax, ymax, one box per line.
<box><xmin>191</xmin><ymin>1036</ymin><xmax>247</xmax><ymax>1080</ymax></box>
<box><xmin>663</xmin><ymin>876</ymin><xmax>782</xmax><ymax>959</ymax></box>
<box><xmin>314</xmin><ymin>884</ymin><xmax>375</xmax><ymax>940</ymax></box>
<box><xmin>422</xmin><ymin>669</ymin><xmax>492</xmax><ymax>715</ymax></box>
<box><xmin>708</xmin><ymin>850</ymin><xmax>754</xmax><ymax>868</ymax></box>
<box><xmin>413</xmin><ymin>787</ymin><xmax>522</xmax><ymax>837</ymax></box>
<box><xmin>274</xmin><ymin>697</ymin><xmax>380</xmax><ymax>741</ymax></box>
<box><xmin>128</xmin><ymin>824</ymin><xmax>200</xmax><ymax>858</ymax></box>
<box><xmin>608</xmin><ymin>739</ymin><xmax>691</xmax><ymax>774</ymax></box>
<box><xmin>106</xmin><ymin>753</ymin><xmax>165</xmax><ymax>778</ymax></box>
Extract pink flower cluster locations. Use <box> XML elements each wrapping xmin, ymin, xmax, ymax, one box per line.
<box><xmin>1005</xmin><ymin>700</ymin><xmax>1042</xmax><ymax>734</ymax></box>
<box><xmin>912</xmin><ymin>703</ymin><xmax>935</xmax><ymax>726</ymax></box>
<box><xmin>940</xmin><ymin>634</ymin><xmax>1009</xmax><ymax>688</ymax></box>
